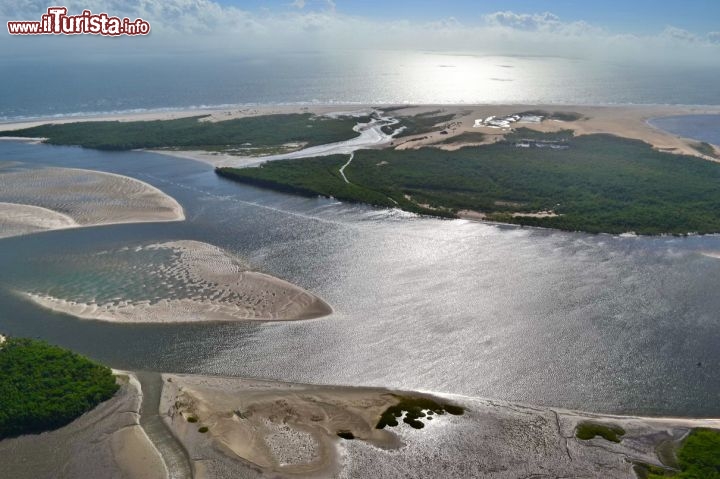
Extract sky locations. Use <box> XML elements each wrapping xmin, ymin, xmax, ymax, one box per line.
<box><xmin>2</xmin><ymin>0</ymin><xmax>720</xmax><ymax>63</ymax></box>
<box><xmin>227</xmin><ymin>0</ymin><xmax>720</xmax><ymax>35</ymax></box>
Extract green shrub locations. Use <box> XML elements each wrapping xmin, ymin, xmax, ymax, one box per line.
<box><xmin>376</xmin><ymin>395</ymin><xmax>464</xmax><ymax>430</ymax></box>
<box><xmin>0</xmin><ymin>337</ymin><xmax>119</xmax><ymax>439</ymax></box>
<box><xmin>575</xmin><ymin>422</ymin><xmax>625</xmax><ymax>443</ymax></box>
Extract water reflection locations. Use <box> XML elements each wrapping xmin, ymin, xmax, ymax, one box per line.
<box><xmin>0</xmin><ymin>140</ymin><xmax>719</xmax><ymax>417</ymax></box>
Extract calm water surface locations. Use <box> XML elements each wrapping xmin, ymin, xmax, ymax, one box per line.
<box><xmin>3</xmin><ymin>52</ymin><xmax>720</xmax><ymax>121</ymax></box>
<box><xmin>0</xmin><ymin>141</ymin><xmax>719</xmax><ymax>417</ymax></box>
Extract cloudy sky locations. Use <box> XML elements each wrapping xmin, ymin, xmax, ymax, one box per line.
<box><xmin>3</xmin><ymin>0</ymin><xmax>720</xmax><ymax>63</ymax></box>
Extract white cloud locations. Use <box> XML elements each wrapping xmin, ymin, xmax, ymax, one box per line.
<box><xmin>709</xmin><ymin>32</ymin><xmax>720</xmax><ymax>44</ymax></box>
<box><xmin>483</xmin><ymin>11</ymin><xmax>561</xmax><ymax>31</ymax></box>
<box><xmin>662</xmin><ymin>26</ymin><xmax>698</xmax><ymax>43</ymax></box>
<box><xmin>1</xmin><ymin>3</ymin><xmax>719</xmax><ymax>65</ymax></box>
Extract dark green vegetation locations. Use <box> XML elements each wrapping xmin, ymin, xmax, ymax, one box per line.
<box><xmin>336</xmin><ymin>430</ymin><xmax>355</xmax><ymax>440</ymax></box>
<box><xmin>198</xmin><ymin>426</ymin><xmax>209</xmax><ymax>433</ymax></box>
<box><xmin>0</xmin><ymin>114</ymin><xmax>360</xmax><ymax>151</ymax></box>
<box><xmin>376</xmin><ymin>395</ymin><xmax>464</xmax><ymax>430</ymax></box>
<box><xmin>575</xmin><ymin>421</ymin><xmax>625</xmax><ymax>443</ymax></box>
<box><xmin>436</xmin><ymin>131</ymin><xmax>487</xmax><ymax>145</ymax></box>
<box><xmin>219</xmin><ymin>130</ymin><xmax>720</xmax><ymax>234</ymax></box>
<box><xmin>635</xmin><ymin>428</ymin><xmax>720</xmax><ymax>479</ymax></box>
<box><xmin>186</xmin><ymin>416</ymin><xmax>198</xmax><ymax>423</ymax></box>
<box><xmin>386</xmin><ymin>110</ymin><xmax>457</xmax><ymax>137</ymax></box>
<box><xmin>0</xmin><ymin>337</ymin><xmax>119</xmax><ymax>439</ymax></box>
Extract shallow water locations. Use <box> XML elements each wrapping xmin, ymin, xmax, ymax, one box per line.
<box><xmin>649</xmin><ymin>114</ymin><xmax>720</xmax><ymax>145</ymax></box>
<box><xmin>1</xmin><ymin>140</ymin><xmax>719</xmax><ymax>417</ymax></box>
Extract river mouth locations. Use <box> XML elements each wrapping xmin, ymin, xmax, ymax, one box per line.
<box><xmin>0</xmin><ymin>139</ymin><xmax>719</xmax><ymax>418</ymax></box>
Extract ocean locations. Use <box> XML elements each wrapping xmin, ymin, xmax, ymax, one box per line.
<box><xmin>3</xmin><ymin>50</ymin><xmax>720</xmax><ymax>121</ymax></box>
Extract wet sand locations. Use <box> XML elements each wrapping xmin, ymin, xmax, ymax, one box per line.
<box><xmin>22</xmin><ymin>240</ymin><xmax>333</xmax><ymax>323</ymax></box>
<box><xmin>0</xmin><ymin>372</ymin><xmax>168</xmax><ymax>479</ymax></box>
<box><xmin>160</xmin><ymin>374</ymin><xmax>408</xmax><ymax>478</ymax></box>
<box><xmin>160</xmin><ymin>374</ymin><xmax>720</xmax><ymax>479</ymax></box>
<box><xmin>0</xmin><ymin>166</ymin><xmax>184</xmax><ymax>239</ymax></box>
<box><xmin>0</xmin><ymin>202</ymin><xmax>78</xmax><ymax>239</ymax></box>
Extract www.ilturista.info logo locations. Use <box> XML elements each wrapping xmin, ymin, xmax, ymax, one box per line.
<box><xmin>7</xmin><ymin>7</ymin><xmax>150</xmax><ymax>36</ymax></box>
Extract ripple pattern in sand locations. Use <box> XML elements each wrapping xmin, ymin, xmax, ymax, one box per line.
<box><xmin>19</xmin><ymin>240</ymin><xmax>332</xmax><ymax>323</ymax></box>
<box><xmin>0</xmin><ymin>202</ymin><xmax>78</xmax><ymax>238</ymax></box>
<box><xmin>0</xmin><ymin>166</ymin><xmax>184</xmax><ymax>228</ymax></box>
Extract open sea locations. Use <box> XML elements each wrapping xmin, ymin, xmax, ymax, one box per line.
<box><xmin>3</xmin><ymin>51</ymin><xmax>720</xmax><ymax>121</ymax></box>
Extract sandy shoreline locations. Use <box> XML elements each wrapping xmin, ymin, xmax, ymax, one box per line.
<box><xmin>0</xmin><ymin>371</ymin><xmax>168</xmax><ymax>479</ymax></box>
<box><xmin>159</xmin><ymin>374</ymin><xmax>720</xmax><ymax>479</ymax></box>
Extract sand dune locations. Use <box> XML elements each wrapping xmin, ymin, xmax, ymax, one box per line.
<box><xmin>22</xmin><ymin>240</ymin><xmax>332</xmax><ymax>323</ymax></box>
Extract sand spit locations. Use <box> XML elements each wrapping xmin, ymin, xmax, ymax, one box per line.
<box><xmin>0</xmin><ymin>202</ymin><xmax>78</xmax><ymax>239</ymax></box>
<box><xmin>22</xmin><ymin>240</ymin><xmax>332</xmax><ymax>323</ymax></box>
<box><xmin>159</xmin><ymin>374</ymin><xmax>720</xmax><ymax>479</ymax></box>
<box><xmin>0</xmin><ymin>371</ymin><xmax>168</xmax><ymax>479</ymax></box>
<box><xmin>159</xmin><ymin>375</ymin><xmax>409</xmax><ymax>478</ymax></box>
<box><xmin>0</xmin><ymin>166</ymin><xmax>184</xmax><ymax>238</ymax></box>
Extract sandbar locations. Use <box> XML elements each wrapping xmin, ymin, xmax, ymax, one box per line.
<box><xmin>0</xmin><ymin>202</ymin><xmax>78</xmax><ymax>239</ymax></box>
<box><xmin>22</xmin><ymin>240</ymin><xmax>332</xmax><ymax>323</ymax></box>
<box><xmin>0</xmin><ymin>166</ymin><xmax>184</xmax><ymax>239</ymax></box>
